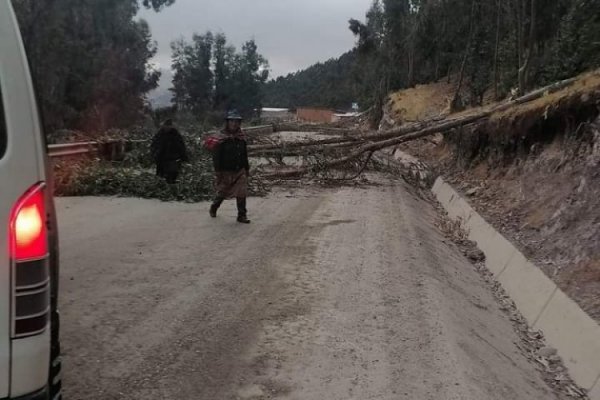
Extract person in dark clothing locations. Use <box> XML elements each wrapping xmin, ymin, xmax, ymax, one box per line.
<box><xmin>151</xmin><ymin>119</ymin><xmax>188</xmax><ymax>184</ymax></box>
<box><xmin>209</xmin><ymin>110</ymin><xmax>251</xmax><ymax>224</ymax></box>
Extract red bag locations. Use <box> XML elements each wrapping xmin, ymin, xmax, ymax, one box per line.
<box><xmin>202</xmin><ymin>134</ymin><xmax>224</xmax><ymax>152</ymax></box>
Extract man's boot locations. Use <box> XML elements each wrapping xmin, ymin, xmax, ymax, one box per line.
<box><xmin>210</xmin><ymin>197</ymin><xmax>224</xmax><ymax>218</ymax></box>
<box><xmin>236</xmin><ymin>197</ymin><xmax>250</xmax><ymax>224</ymax></box>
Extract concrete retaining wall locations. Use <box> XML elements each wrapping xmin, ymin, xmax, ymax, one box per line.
<box><xmin>432</xmin><ymin>177</ymin><xmax>600</xmax><ymax>399</ymax></box>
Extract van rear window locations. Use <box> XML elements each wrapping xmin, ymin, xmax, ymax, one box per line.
<box><xmin>0</xmin><ymin>82</ymin><xmax>6</xmax><ymax>158</ymax></box>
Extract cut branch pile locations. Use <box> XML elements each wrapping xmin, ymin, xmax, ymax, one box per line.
<box><xmin>253</xmin><ymin>69</ymin><xmax>600</xmax><ymax>180</ymax></box>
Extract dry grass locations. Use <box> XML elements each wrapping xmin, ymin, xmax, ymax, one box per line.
<box><xmin>387</xmin><ymin>79</ymin><xmax>455</xmax><ymax>122</ymax></box>
<box><xmin>385</xmin><ymin>69</ymin><xmax>600</xmax><ymax>132</ymax></box>
<box><xmin>490</xmin><ymin>70</ymin><xmax>600</xmax><ymax>124</ymax></box>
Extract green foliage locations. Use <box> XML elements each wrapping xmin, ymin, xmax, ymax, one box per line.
<box><xmin>539</xmin><ymin>0</ymin><xmax>600</xmax><ymax>83</ymax></box>
<box><xmin>171</xmin><ymin>32</ymin><xmax>215</xmax><ymax>113</ymax></box>
<box><xmin>213</xmin><ymin>33</ymin><xmax>235</xmax><ymax>110</ymax></box>
<box><xmin>230</xmin><ymin>40</ymin><xmax>270</xmax><ymax>116</ymax></box>
<box><xmin>58</xmin><ymin>128</ymin><xmax>267</xmax><ymax>202</ymax></box>
<box><xmin>62</xmin><ymin>161</ymin><xmax>216</xmax><ymax>202</ymax></box>
<box><xmin>11</xmin><ymin>0</ymin><xmax>175</xmax><ymax>137</ymax></box>
<box><xmin>170</xmin><ymin>33</ymin><xmax>269</xmax><ymax>119</ymax></box>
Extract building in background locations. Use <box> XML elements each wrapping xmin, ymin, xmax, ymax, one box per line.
<box><xmin>296</xmin><ymin>107</ymin><xmax>335</xmax><ymax>124</ymax></box>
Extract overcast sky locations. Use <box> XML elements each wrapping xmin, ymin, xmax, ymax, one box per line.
<box><xmin>139</xmin><ymin>0</ymin><xmax>372</xmax><ymax>85</ymax></box>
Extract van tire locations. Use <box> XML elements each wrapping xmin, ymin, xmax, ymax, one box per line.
<box><xmin>48</xmin><ymin>309</ymin><xmax>62</xmax><ymax>400</ymax></box>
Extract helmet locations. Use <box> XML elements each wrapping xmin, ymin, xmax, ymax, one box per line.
<box><xmin>225</xmin><ymin>109</ymin><xmax>243</xmax><ymax>121</ymax></box>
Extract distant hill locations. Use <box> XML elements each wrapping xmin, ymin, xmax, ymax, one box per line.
<box><xmin>149</xmin><ymin>54</ymin><xmax>362</xmax><ymax>111</ymax></box>
<box><xmin>263</xmin><ymin>50</ymin><xmax>358</xmax><ymax>110</ymax></box>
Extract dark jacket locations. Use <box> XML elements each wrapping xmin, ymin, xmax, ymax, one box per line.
<box><xmin>213</xmin><ymin>133</ymin><xmax>249</xmax><ymax>173</ymax></box>
<box><xmin>151</xmin><ymin>127</ymin><xmax>188</xmax><ymax>163</ymax></box>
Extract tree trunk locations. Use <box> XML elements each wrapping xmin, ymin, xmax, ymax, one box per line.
<box><xmin>527</xmin><ymin>0</ymin><xmax>536</xmax><ymax>87</ymax></box>
<box><xmin>493</xmin><ymin>0</ymin><xmax>502</xmax><ymax>100</ymax></box>
<box><xmin>451</xmin><ymin>0</ymin><xmax>477</xmax><ymax>111</ymax></box>
<box><xmin>517</xmin><ymin>0</ymin><xmax>535</xmax><ymax>93</ymax></box>
<box><xmin>436</xmin><ymin>8</ymin><xmax>447</xmax><ymax>82</ymax></box>
<box><xmin>407</xmin><ymin>50</ymin><xmax>415</xmax><ymax>87</ymax></box>
<box><xmin>515</xmin><ymin>0</ymin><xmax>523</xmax><ymax>92</ymax></box>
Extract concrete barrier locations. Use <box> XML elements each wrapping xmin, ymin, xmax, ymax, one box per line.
<box><xmin>432</xmin><ymin>177</ymin><xmax>600</xmax><ymax>399</ymax></box>
<box><xmin>591</xmin><ymin>381</ymin><xmax>600</xmax><ymax>399</ymax></box>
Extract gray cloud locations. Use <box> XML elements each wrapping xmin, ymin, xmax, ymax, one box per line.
<box><xmin>139</xmin><ymin>0</ymin><xmax>372</xmax><ymax>82</ymax></box>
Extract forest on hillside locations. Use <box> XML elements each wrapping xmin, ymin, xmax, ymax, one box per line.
<box><xmin>10</xmin><ymin>0</ymin><xmax>600</xmax><ymax>137</ymax></box>
<box><xmin>263</xmin><ymin>51</ymin><xmax>358</xmax><ymax>110</ymax></box>
<box><xmin>264</xmin><ymin>0</ymin><xmax>600</xmax><ymax>116</ymax></box>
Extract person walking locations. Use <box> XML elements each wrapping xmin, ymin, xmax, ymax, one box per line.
<box><xmin>151</xmin><ymin>119</ymin><xmax>188</xmax><ymax>184</ymax></box>
<box><xmin>209</xmin><ymin>110</ymin><xmax>251</xmax><ymax>223</ymax></box>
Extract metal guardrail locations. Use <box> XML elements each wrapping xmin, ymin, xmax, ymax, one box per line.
<box><xmin>47</xmin><ymin>141</ymin><xmax>99</xmax><ymax>158</ymax></box>
<box><xmin>244</xmin><ymin>125</ymin><xmax>274</xmax><ymax>134</ymax></box>
<box><xmin>47</xmin><ymin>125</ymin><xmax>275</xmax><ymax>159</ymax></box>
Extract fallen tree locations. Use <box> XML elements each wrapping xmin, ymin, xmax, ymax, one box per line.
<box><xmin>252</xmin><ymin>72</ymin><xmax>588</xmax><ymax>155</ymax></box>
<box><xmin>259</xmin><ymin>69</ymin><xmax>600</xmax><ymax>179</ymax></box>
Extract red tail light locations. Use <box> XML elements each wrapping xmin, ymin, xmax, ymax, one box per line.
<box><xmin>9</xmin><ymin>183</ymin><xmax>50</xmax><ymax>338</ymax></box>
<box><xmin>10</xmin><ymin>183</ymin><xmax>48</xmax><ymax>261</ymax></box>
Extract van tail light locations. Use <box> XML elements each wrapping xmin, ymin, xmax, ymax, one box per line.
<box><xmin>9</xmin><ymin>183</ymin><xmax>50</xmax><ymax>338</ymax></box>
<box><xmin>10</xmin><ymin>184</ymin><xmax>47</xmax><ymax>260</ymax></box>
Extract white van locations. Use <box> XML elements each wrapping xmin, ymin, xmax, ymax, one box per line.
<box><xmin>0</xmin><ymin>1</ymin><xmax>62</xmax><ymax>399</ymax></box>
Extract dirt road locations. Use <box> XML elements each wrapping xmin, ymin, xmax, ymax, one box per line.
<box><xmin>57</xmin><ymin>178</ymin><xmax>554</xmax><ymax>399</ymax></box>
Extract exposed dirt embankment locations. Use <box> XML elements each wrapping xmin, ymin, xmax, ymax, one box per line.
<box><xmin>395</xmin><ymin>77</ymin><xmax>600</xmax><ymax>322</ymax></box>
<box><xmin>382</xmin><ymin>79</ymin><xmax>454</xmax><ymax>126</ymax></box>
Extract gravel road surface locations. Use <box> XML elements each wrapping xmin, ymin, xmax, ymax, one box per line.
<box><xmin>57</xmin><ymin>178</ymin><xmax>554</xmax><ymax>399</ymax></box>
